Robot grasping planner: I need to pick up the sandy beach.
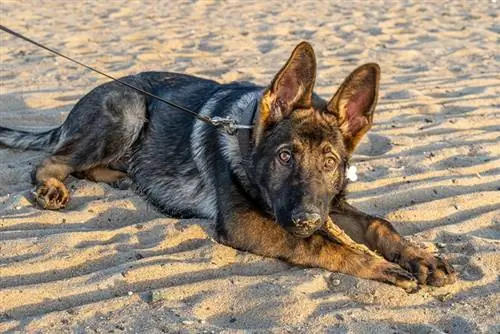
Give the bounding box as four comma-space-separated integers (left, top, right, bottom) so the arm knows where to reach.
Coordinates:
0, 0, 499, 332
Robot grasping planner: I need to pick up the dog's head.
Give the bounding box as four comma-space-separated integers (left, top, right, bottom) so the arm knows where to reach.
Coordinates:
251, 42, 380, 238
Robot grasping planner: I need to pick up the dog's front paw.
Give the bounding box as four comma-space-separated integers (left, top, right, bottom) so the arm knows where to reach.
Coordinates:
406, 254, 457, 287
33, 178, 70, 210
376, 261, 418, 293
398, 246, 457, 287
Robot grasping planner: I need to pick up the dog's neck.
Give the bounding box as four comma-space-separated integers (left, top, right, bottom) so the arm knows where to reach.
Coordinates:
233, 95, 274, 214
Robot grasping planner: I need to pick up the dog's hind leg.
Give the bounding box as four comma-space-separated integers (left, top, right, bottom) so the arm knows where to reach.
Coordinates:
75, 166, 127, 183
74, 166, 131, 189
34, 158, 132, 209
33, 159, 132, 209
32, 156, 73, 210
34, 82, 146, 208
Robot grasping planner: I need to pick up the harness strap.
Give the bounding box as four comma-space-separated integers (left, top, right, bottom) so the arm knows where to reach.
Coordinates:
237, 99, 258, 158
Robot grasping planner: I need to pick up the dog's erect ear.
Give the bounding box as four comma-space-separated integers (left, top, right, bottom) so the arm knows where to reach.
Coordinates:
267, 41, 316, 111
255, 42, 316, 142
326, 63, 380, 154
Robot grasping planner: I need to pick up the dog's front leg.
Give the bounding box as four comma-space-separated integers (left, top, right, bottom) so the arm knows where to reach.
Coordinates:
329, 201, 457, 287
216, 196, 418, 292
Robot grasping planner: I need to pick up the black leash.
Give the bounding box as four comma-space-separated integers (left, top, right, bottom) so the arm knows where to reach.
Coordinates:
0, 24, 253, 133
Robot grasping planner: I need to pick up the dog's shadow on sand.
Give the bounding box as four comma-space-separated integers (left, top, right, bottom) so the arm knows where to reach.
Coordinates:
0, 92, 74, 127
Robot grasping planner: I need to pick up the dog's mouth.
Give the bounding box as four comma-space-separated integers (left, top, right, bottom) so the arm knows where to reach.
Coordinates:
291, 228, 317, 238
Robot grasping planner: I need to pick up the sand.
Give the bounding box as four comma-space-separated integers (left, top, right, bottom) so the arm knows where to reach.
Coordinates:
0, 0, 499, 333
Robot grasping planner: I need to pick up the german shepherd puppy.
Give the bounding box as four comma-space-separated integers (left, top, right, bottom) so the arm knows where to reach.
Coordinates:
0, 42, 456, 291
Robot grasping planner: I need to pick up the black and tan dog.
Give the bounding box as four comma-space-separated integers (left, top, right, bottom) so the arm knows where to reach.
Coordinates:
0, 42, 456, 291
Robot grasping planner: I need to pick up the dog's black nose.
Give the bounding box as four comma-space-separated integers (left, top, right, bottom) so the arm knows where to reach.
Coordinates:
292, 212, 322, 229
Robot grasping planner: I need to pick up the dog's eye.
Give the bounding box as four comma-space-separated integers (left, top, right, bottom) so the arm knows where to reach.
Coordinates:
278, 150, 292, 164
324, 157, 337, 170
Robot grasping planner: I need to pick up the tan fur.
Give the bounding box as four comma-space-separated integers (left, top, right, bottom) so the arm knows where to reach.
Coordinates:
218, 189, 419, 292
33, 159, 126, 209
330, 201, 457, 286
81, 167, 127, 183
33, 156, 73, 210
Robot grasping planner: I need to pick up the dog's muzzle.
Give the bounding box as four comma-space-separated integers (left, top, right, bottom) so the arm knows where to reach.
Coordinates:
291, 212, 322, 237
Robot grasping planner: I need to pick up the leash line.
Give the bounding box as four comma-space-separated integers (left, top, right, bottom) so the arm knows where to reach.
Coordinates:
0, 24, 248, 130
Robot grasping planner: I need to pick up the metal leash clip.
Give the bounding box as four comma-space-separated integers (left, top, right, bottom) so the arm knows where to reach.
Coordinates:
210, 117, 253, 135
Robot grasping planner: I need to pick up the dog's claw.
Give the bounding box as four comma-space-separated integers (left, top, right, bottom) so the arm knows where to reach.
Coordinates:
34, 178, 69, 210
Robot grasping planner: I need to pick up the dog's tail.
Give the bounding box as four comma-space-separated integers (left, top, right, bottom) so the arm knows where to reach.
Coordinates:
0, 126, 61, 152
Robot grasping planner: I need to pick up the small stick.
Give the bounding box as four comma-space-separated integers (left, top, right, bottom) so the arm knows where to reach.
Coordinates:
322, 217, 383, 259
